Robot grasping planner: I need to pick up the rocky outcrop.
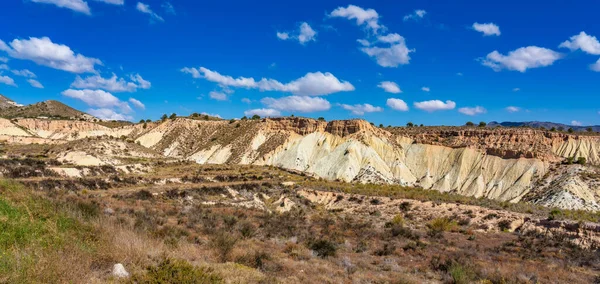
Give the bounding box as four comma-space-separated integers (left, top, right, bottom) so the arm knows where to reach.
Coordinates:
1, 117, 599, 211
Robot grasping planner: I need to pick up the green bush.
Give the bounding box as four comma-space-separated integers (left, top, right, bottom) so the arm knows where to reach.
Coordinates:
427, 217, 458, 237
130, 258, 222, 284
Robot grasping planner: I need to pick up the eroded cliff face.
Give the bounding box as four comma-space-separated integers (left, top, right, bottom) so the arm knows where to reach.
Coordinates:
1, 117, 599, 210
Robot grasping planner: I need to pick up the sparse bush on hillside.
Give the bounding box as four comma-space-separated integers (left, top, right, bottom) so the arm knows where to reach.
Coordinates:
465, 121, 474, 127
577, 157, 587, 165
427, 217, 458, 237
478, 121, 486, 127
308, 239, 337, 258
568, 128, 574, 133
317, 117, 325, 121
129, 258, 222, 284
251, 115, 260, 120
169, 113, 177, 119
406, 122, 414, 127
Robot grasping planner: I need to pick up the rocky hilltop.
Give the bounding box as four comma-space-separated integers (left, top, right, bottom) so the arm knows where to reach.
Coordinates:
1, 116, 599, 211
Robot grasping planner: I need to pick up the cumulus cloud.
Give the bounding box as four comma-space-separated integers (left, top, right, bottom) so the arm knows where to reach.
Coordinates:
559, 32, 600, 55
88, 108, 132, 121
71, 73, 151, 92
403, 10, 427, 21
136, 2, 164, 22
357, 39, 370, 46
512, 88, 520, 92
421, 86, 430, 92
277, 22, 317, 45
0, 75, 17, 87
458, 106, 487, 116
472, 23, 501, 36
261, 96, 330, 112
241, 98, 252, 104
31, 0, 91, 15
340, 103, 383, 115
480, 46, 562, 72
128, 98, 145, 109
571, 120, 583, 126
591, 58, 600, 72
276, 32, 290, 40
386, 98, 408, 111
94, 0, 124, 4
244, 108, 281, 117
0, 37, 101, 73
181, 67, 354, 96
27, 79, 44, 89
61, 89, 131, 113
378, 81, 401, 93
209, 91, 228, 101
0, 64, 8, 70
0, 57, 8, 63
11, 69, 36, 78
505, 106, 520, 113
414, 100, 456, 112
361, 35, 414, 67
330, 5, 383, 33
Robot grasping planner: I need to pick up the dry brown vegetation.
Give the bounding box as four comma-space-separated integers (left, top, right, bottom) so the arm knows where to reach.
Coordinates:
1, 160, 599, 283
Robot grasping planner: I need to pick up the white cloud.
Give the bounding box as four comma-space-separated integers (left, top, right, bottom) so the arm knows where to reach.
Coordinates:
277, 22, 317, 45
505, 106, 520, 113
11, 69, 36, 78
0, 64, 9, 70
403, 10, 427, 21
181, 67, 354, 96
591, 58, 600, 72
31, 0, 91, 15
559, 32, 600, 55
0, 75, 17, 87
244, 108, 281, 117
241, 98, 252, 104
93, 0, 124, 4
414, 100, 456, 112
276, 32, 290, 40
456, 72, 463, 76
340, 103, 383, 115
480, 46, 562, 72
201, 112, 221, 118
209, 91, 228, 101
27, 79, 44, 89
71, 73, 151, 92
421, 86, 430, 92
361, 36, 414, 67
571, 120, 583, 126
61, 89, 131, 113
458, 106, 487, 116
512, 87, 520, 92
330, 5, 383, 33
136, 2, 164, 22
472, 23, 501, 36
357, 39, 370, 46
162, 1, 175, 14
88, 108, 132, 121
0, 57, 8, 63
128, 98, 145, 109
0, 37, 101, 73
261, 96, 330, 112
378, 81, 401, 93
377, 33, 402, 43
386, 98, 408, 111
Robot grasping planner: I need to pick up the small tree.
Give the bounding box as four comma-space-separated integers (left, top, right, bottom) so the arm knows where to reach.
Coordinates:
161, 114, 168, 121
317, 117, 325, 121
550, 127, 556, 131
586, 127, 593, 132
241, 116, 248, 121
478, 121, 487, 127
379, 124, 384, 128
406, 122, 414, 128
568, 128, 574, 133
251, 115, 261, 120
169, 113, 177, 119
577, 157, 587, 165
229, 118, 235, 124
139, 119, 145, 123
465, 121, 474, 127
558, 126, 564, 132
145, 119, 151, 123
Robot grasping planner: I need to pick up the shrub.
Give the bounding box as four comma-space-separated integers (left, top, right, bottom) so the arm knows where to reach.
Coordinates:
308, 239, 337, 258
130, 258, 222, 284
169, 113, 177, 119
497, 219, 512, 231
317, 117, 325, 121
406, 122, 414, 127
399, 201, 412, 212
478, 121, 487, 127
548, 209, 562, 221
577, 157, 587, 165
465, 121, 474, 127
568, 128, 574, 133
251, 115, 260, 120
427, 217, 458, 237
210, 232, 238, 262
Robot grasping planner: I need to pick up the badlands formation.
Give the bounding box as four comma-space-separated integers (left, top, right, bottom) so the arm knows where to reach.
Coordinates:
1, 116, 599, 211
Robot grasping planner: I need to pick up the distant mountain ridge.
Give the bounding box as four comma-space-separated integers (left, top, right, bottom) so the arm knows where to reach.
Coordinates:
488, 121, 600, 132
0, 94, 95, 121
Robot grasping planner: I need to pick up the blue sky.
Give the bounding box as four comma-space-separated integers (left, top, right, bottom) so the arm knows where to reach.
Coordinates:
1, 0, 599, 126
